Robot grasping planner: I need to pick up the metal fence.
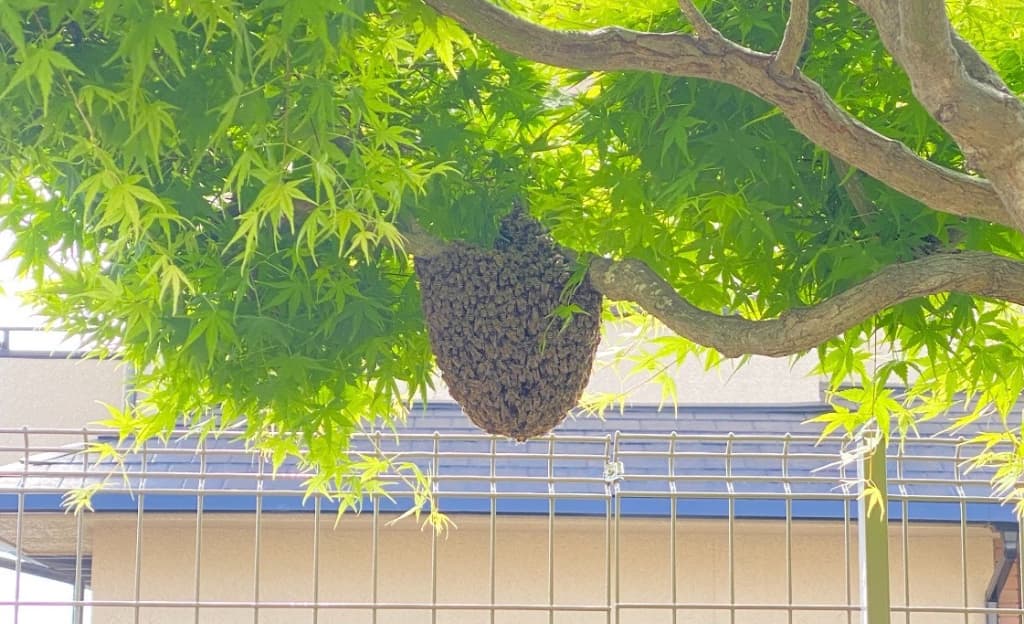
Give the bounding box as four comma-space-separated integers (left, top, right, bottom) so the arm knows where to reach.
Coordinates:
0, 425, 1020, 624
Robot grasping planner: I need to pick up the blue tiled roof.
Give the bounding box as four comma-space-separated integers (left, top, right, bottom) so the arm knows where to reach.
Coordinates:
0, 402, 1015, 523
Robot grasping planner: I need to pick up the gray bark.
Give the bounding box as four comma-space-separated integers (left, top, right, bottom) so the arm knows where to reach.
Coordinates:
413, 0, 1024, 358
855, 0, 1024, 230
422, 0, 1014, 228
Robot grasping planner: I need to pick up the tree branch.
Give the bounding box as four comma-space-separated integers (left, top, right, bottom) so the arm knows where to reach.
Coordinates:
771, 0, 810, 77
421, 0, 1013, 229
834, 159, 877, 225
588, 251, 1024, 358
855, 0, 1024, 230
398, 221, 1024, 360
399, 218, 449, 258
677, 0, 725, 48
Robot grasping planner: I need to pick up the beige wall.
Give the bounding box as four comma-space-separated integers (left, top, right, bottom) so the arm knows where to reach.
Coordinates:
0, 325, 826, 440
0, 358, 126, 463
428, 321, 826, 407
84, 514, 995, 624
0, 357, 126, 428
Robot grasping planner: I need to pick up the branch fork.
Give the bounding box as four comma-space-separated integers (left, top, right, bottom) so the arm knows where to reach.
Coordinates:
411, 0, 1024, 359
420, 0, 1013, 228
677, 0, 727, 53
770, 0, 810, 77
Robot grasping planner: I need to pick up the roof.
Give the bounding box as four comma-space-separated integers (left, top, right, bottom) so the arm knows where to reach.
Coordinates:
0, 402, 1014, 524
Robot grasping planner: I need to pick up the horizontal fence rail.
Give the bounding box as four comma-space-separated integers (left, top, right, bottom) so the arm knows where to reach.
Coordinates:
0, 426, 1021, 624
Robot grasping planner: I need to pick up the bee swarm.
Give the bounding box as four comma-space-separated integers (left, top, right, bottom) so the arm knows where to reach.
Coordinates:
415, 211, 602, 441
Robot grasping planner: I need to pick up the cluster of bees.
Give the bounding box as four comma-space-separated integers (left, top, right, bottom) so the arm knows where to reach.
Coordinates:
415, 210, 602, 441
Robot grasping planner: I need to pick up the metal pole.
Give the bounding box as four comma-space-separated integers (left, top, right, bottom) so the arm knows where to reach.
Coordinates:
859, 437, 891, 624
73, 428, 88, 624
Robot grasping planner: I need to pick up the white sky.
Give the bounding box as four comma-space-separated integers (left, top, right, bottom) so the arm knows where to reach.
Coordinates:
0, 231, 40, 326
0, 568, 89, 624
0, 231, 91, 353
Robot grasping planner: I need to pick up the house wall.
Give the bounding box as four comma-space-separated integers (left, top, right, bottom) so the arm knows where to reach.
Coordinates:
0, 325, 826, 464
994, 531, 1021, 624
579, 322, 825, 405
428, 322, 825, 406
0, 357, 126, 463
87, 514, 995, 624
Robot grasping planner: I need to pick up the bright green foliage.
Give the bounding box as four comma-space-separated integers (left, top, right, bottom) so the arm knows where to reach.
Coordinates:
2, 0, 1024, 511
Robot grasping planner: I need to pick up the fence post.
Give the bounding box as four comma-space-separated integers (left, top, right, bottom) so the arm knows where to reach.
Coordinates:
859, 435, 891, 624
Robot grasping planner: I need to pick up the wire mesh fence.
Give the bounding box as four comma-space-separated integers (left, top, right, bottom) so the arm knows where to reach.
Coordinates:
0, 425, 1020, 624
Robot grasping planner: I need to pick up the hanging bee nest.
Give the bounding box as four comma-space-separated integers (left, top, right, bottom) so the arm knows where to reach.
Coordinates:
414, 208, 602, 441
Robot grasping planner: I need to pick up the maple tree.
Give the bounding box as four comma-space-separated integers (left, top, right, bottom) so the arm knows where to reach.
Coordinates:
2, 0, 1024, 507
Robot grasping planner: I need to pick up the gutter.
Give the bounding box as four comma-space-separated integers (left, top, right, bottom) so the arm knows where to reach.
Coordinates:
987, 525, 1019, 624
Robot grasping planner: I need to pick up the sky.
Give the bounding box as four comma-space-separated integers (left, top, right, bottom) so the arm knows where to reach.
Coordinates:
0, 231, 90, 353
0, 231, 36, 326
0, 568, 89, 624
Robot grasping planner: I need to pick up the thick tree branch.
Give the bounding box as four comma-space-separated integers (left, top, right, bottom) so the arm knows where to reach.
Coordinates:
856, 0, 1024, 230
771, 0, 809, 77
421, 0, 1013, 229
588, 251, 1024, 358
399, 223, 1024, 360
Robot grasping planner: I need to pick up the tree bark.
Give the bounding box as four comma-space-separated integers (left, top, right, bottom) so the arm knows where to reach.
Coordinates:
770, 0, 810, 77
410, 0, 1024, 360
854, 0, 1024, 230
421, 0, 1014, 229
588, 251, 1024, 357
403, 226, 1024, 359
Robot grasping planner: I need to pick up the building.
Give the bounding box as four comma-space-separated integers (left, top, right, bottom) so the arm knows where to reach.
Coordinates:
0, 327, 1021, 623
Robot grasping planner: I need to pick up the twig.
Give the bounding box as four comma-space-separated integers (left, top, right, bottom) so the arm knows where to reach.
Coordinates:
834, 159, 877, 224
31, 13, 96, 141
677, 0, 724, 46
771, 0, 810, 76
397, 217, 450, 258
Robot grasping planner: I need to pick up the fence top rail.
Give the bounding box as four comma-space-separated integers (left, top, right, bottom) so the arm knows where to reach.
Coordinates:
0, 426, 977, 443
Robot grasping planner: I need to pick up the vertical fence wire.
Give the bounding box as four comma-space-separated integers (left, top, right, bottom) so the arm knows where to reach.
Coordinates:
12, 428, 26, 624
614, 431, 622, 624
489, 436, 497, 624
372, 430, 382, 624
897, 442, 910, 624
956, 442, 970, 624
252, 452, 264, 624
312, 494, 321, 624
604, 433, 613, 624
669, 432, 678, 624
783, 433, 794, 624
430, 432, 439, 624
841, 457, 853, 624
132, 444, 146, 624
726, 432, 736, 624
193, 439, 206, 624
547, 436, 555, 624
73, 428, 87, 624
